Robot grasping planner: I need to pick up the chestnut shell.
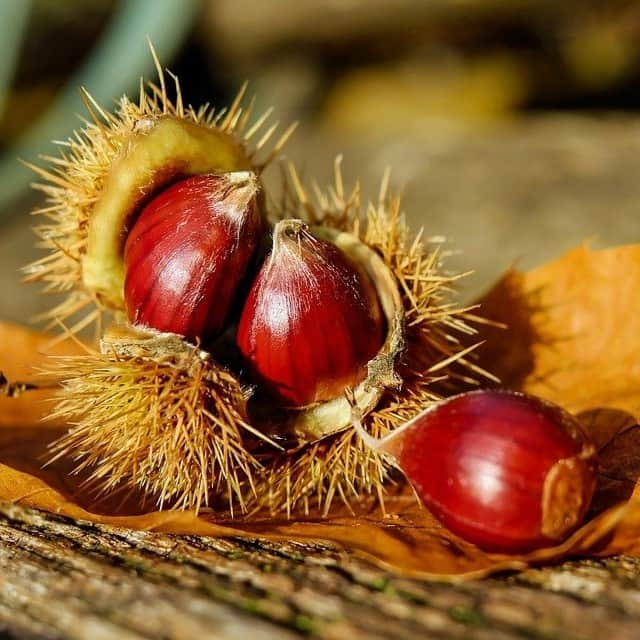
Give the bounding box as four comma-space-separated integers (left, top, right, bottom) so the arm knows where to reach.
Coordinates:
123, 173, 261, 343
240, 221, 405, 441
237, 220, 385, 407
398, 389, 598, 553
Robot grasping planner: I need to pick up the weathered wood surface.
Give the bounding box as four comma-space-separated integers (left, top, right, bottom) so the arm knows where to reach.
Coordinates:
0, 501, 639, 640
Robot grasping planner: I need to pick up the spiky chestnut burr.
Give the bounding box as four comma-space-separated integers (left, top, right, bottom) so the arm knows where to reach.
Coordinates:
25, 44, 490, 515
46, 325, 271, 512
351, 389, 598, 552
123, 172, 261, 343
25, 47, 295, 335
237, 219, 404, 440
40, 161, 490, 516
249, 163, 495, 516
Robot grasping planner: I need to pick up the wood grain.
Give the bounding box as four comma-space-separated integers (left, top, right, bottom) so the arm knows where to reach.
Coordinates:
1, 501, 640, 639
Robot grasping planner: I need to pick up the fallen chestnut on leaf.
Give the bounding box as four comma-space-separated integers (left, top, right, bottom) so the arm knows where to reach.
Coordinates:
124, 172, 262, 343
351, 389, 598, 553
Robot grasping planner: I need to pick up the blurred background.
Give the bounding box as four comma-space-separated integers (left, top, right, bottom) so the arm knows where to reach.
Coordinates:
1, 0, 639, 325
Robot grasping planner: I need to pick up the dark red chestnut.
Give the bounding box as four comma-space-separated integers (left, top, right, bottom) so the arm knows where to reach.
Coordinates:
236, 219, 385, 407
123, 172, 261, 343
352, 389, 598, 553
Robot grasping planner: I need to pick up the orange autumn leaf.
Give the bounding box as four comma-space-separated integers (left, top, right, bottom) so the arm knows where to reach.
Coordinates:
477, 243, 640, 418
2, 243, 640, 579
0, 323, 83, 428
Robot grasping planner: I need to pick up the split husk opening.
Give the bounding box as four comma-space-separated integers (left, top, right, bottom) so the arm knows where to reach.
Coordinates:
83, 119, 252, 309
269, 223, 405, 442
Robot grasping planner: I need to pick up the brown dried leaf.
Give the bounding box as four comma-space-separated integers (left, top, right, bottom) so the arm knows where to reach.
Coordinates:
476, 244, 640, 510
3, 242, 640, 580
0, 418, 638, 580
0, 419, 637, 579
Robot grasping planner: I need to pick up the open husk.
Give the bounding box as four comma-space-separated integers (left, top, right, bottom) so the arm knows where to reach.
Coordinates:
248, 161, 495, 515
24, 48, 296, 336
36, 161, 488, 515
83, 118, 253, 308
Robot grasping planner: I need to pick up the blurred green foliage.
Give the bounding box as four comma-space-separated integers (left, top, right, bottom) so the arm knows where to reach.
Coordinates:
0, 0, 198, 216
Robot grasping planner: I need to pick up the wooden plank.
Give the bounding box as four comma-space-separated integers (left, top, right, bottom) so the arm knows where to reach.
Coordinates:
0, 502, 639, 639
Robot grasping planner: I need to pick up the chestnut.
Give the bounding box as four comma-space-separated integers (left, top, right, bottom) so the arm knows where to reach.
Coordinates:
123, 172, 261, 343
82, 117, 254, 311
351, 389, 598, 553
237, 219, 385, 407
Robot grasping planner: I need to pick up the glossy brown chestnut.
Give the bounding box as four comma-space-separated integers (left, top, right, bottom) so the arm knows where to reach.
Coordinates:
236, 219, 385, 407
123, 172, 261, 343
352, 389, 598, 553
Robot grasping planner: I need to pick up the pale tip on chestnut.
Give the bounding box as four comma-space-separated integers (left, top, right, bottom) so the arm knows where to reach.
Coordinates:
216, 171, 260, 212
226, 170, 256, 185
271, 218, 311, 256
346, 388, 407, 460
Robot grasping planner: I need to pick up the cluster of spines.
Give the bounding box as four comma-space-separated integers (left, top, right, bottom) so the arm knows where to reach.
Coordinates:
39, 156, 493, 516
24, 49, 296, 340
45, 343, 264, 513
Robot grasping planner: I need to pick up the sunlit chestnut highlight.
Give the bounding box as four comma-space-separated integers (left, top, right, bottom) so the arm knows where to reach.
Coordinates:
352, 389, 598, 553
124, 172, 261, 343
237, 219, 385, 407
